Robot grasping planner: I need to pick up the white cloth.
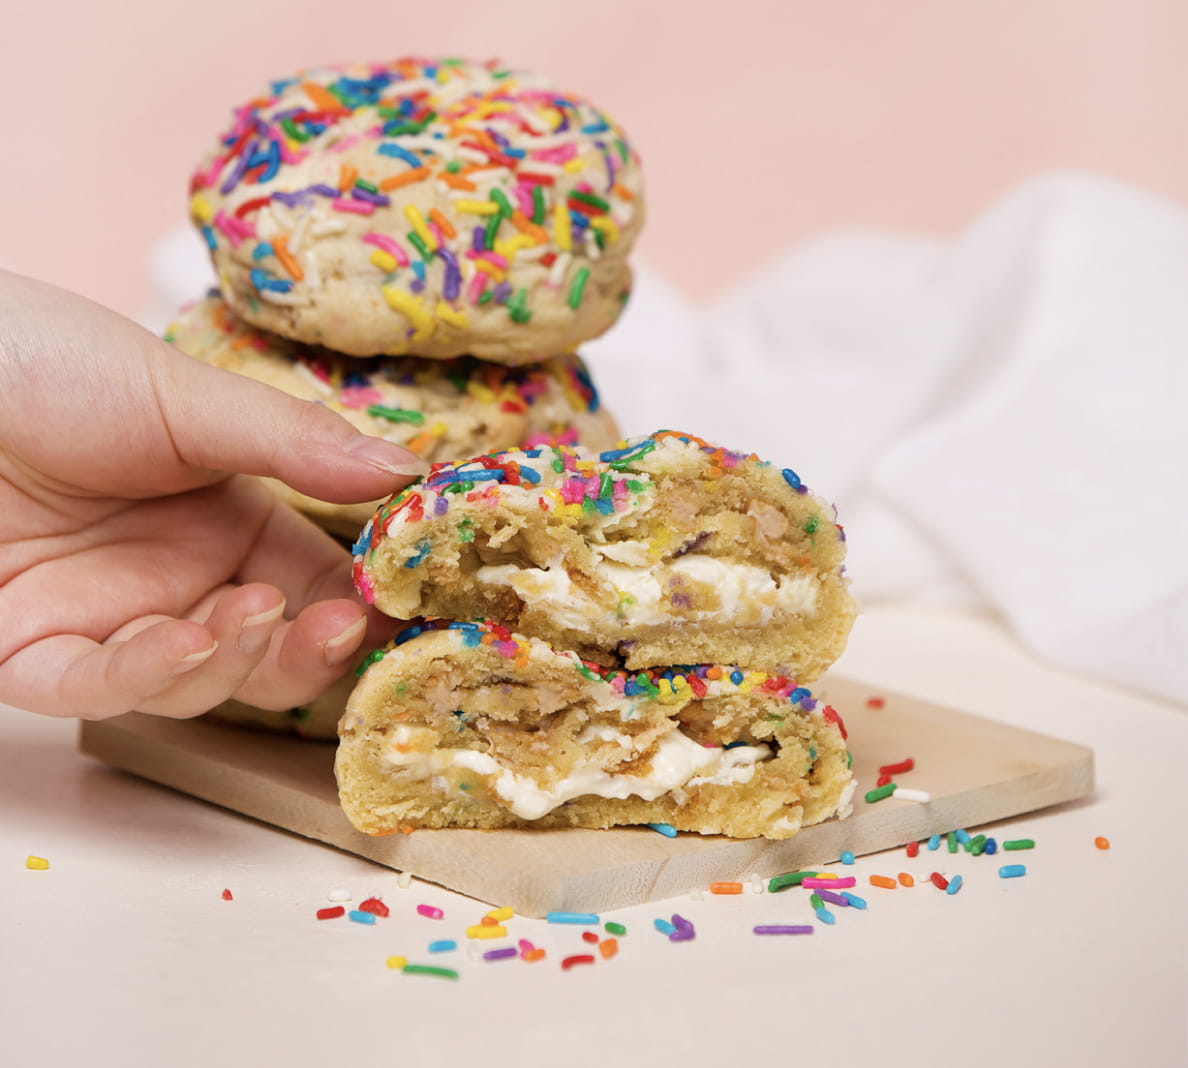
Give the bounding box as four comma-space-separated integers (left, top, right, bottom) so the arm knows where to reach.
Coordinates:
149, 173, 1188, 707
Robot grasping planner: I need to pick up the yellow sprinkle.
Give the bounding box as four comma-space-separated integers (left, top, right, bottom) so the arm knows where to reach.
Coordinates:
403, 204, 438, 251
553, 199, 572, 252
428, 421, 448, 437
189, 193, 213, 224
467, 382, 497, 404
465, 924, 507, 939
454, 199, 500, 215
435, 301, 469, 329
385, 955, 408, 970
472, 258, 506, 283
382, 286, 435, 342
563, 158, 584, 173
25, 856, 49, 870
370, 249, 398, 273
486, 906, 514, 922
494, 234, 534, 259
590, 216, 621, 245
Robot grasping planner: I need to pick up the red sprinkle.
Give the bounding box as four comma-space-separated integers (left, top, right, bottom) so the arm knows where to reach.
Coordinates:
879, 758, 916, 776
316, 906, 345, 920
221, 888, 233, 901
866, 696, 886, 709
581, 931, 600, 944
876, 774, 892, 787
358, 897, 390, 917
930, 872, 949, 890
906, 840, 920, 858
562, 953, 596, 971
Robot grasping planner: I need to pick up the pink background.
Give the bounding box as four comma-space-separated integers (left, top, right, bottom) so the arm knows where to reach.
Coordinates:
3, 1, 1186, 318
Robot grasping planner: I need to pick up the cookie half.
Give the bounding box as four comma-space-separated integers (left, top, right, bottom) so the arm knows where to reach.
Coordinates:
189, 58, 643, 362
352, 431, 856, 680
336, 620, 855, 839
166, 292, 619, 534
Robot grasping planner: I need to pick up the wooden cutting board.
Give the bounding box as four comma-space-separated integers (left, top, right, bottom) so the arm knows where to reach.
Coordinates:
78, 676, 1093, 917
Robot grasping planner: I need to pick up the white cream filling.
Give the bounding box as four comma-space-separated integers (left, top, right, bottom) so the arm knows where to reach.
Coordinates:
381, 725, 772, 821
475, 551, 818, 631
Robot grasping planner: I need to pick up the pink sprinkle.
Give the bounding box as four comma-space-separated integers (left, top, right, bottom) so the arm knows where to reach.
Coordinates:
518, 938, 535, 953
533, 143, 578, 164
277, 141, 306, 165
513, 183, 535, 215
331, 134, 361, 154
801, 877, 856, 890
340, 386, 384, 410
333, 198, 375, 215
473, 250, 509, 270
416, 904, 444, 919
560, 477, 586, 505
363, 232, 410, 266
467, 272, 489, 305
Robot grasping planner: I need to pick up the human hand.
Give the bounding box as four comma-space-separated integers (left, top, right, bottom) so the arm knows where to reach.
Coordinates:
0, 270, 426, 719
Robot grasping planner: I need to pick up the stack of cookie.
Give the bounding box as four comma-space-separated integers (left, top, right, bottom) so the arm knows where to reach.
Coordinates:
170, 58, 641, 732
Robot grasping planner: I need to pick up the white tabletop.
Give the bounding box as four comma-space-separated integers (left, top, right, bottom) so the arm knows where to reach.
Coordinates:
2, 604, 1185, 1068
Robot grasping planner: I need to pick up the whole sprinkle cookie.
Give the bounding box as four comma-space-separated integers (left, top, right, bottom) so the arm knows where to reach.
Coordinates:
351, 430, 857, 680
336, 619, 856, 839
166, 291, 620, 535
189, 57, 644, 361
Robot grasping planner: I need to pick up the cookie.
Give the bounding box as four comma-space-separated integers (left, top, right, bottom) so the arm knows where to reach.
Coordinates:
205, 673, 351, 739
336, 619, 856, 839
351, 431, 856, 681
166, 292, 620, 535
189, 58, 643, 362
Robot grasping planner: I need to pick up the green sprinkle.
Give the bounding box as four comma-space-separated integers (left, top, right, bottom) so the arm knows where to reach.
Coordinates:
531, 184, 546, 225
615, 138, 629, 163
568, 266, 590, 309
445, 160, 462, 174
604, 921, 627, 936
804, 515, 819, 535
507, 287, 532, 324
864, 782, 897, 804
457, 518, 475, 543
764, 713, 785, 723
354, 177, 379, 194
407, 230, 432, 261
551, 457, 565, 473
489, 188, 513, 217
968, 834, 988, 855
947, 832, 958, 853
478, 289, 494, 306
280, 116, 309, 143
809, 893, 824, 909
569, 190, 610, 213
355, 648, 386, 678
367, 405, 425, 425
1003, 838, 1035, 851
768, 871, 817, 892
484, 211, 503, 249
402, 964, 459, 980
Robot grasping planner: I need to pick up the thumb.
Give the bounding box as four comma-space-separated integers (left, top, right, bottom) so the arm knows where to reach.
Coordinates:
154, 338, 429, 503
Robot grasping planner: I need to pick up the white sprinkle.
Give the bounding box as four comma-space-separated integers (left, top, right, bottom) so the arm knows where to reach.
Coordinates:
293, 360, 335, 396
524, 133, 577, 151
385, 77, 435, 98
750, 873, 766, 895
257, 288, 311, 307
584, 228, 602, 261
517, 160, 564, 178
301, 249, 321, 291
894, 788, 933, 803
327, 888, 351, 902
309, 217, 348, 238
455, 145, 492, 166
548, 250, 572, 288
396, 871, 413, 889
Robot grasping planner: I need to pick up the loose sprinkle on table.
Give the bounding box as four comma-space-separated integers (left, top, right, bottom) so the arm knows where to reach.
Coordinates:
486, 906, 514, 922
359, 897, 390, 917
1095, 836, 1111, 850
221, 888, 233, 900
864, 783, 897, 803
561, 954, 596, 971
998, 864, 1027, 878
317, 906, 345, 920
1003, 839, 1035, 851
897, 872, 915, 888
654, 918, 677, 935
841, 851, 855, 865
646, 822, 677, 838
599, 938, 619, 959
349, 910, 377, 925
25, 856, 49, 870
483, 946, 518, 962
386, 955, 408, 969
946, 875, 964, 895
546, 911, 600, 925
428, 940, 457, 953
754, 925, 814, 935
841, 892, 867, 909
416, 904, 444, 919
709, 881, 744, 895
802, 876, 855, 890
869, 875, 898, 890
930, 872, 950, 891
403, 964, 459, 980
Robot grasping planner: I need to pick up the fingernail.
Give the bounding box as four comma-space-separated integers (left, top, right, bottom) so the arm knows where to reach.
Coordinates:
172, 642, 218, 676
347, 438, 430, 478
324, 616, 367, 667
238, 601, 285, 654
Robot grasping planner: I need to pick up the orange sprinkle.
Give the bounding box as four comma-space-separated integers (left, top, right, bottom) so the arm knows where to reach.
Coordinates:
399, 824, 416, 835
405, 432, 434, 455
301, 81, 347, 113
272, 236, 304, 281
510, 210, 549, 244
380, 166, 430, 191
898, 872, 915, 887
428, 208, 457, 239
705, 666, 723, 680
480, 915, 499, 926
612, 181, 636, 202
438, 171, 477, 191
599, 938, 618, 960
338, 164, 358, 193
1095, 836, 1111, 850
709, 882, 744, 895
522, 948, 546, 962
869, 875, 897, 890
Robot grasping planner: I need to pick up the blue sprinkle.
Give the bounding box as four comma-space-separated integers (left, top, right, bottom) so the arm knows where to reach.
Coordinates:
403, 539, 432, 569
984, 838, 999, 855
813, 906, 835, 926
928, 833, 942, 851
998, 864, 1027, 879
653, 918, 676, 935
348, 910, 376, 925
252, 241, 274, 259
840, 892, 867, 909
412, 259, 426, 282
946, 875, 964, 895
840, 851, 855, 865
516, 465, 541, 484
428, 939, 457, 953
789, 686, 811, 705
377, 142, 423, 168
249, 268, 293, 294
547, 911, 600, 925
350, 525, 372, 556
645, 822, 677, 838
781, 468, 802, 491
729, 670, 744, 685
201, 225, 217, 250
580, 120, 610, 134
395, 623, 424, 645
955, 829, 972, 845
